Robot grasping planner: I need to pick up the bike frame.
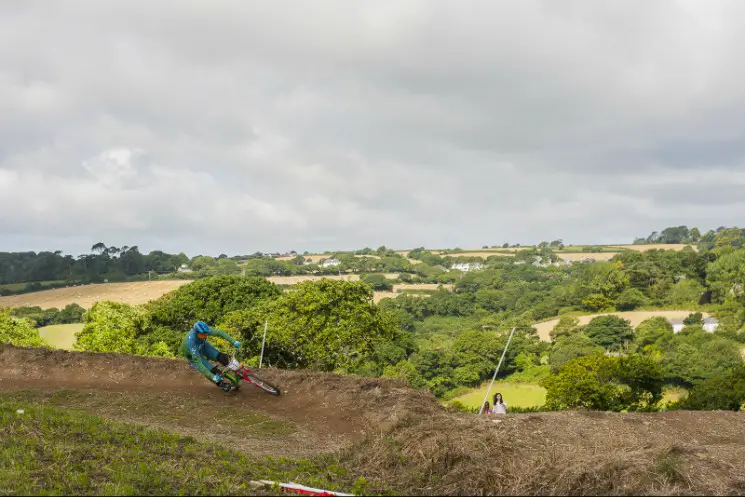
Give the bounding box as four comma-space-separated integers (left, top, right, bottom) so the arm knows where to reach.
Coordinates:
221, 354, 279, 395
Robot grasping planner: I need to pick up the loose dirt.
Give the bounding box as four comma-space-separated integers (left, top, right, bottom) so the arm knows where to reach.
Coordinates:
4, 344, 745, 494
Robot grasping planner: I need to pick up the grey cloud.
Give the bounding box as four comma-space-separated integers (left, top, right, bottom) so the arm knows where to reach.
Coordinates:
3, 0, 745, 256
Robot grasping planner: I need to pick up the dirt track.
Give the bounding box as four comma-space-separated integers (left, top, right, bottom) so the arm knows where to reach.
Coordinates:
0, 345, 431, 458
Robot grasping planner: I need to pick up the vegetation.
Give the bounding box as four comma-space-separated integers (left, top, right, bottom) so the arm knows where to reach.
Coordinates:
0, 397, 377, 495
0, 309, 47, 348
6, 223, 745, 413
9, 303, 85, 327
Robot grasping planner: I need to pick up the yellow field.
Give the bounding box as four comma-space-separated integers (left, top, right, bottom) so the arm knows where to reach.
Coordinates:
533, 310, 711, 342
557, 252, 620, 262
0, 281, 190, 310
38, 323, 84, 350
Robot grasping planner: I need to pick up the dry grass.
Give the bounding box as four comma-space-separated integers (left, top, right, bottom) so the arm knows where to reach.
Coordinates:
342, 408, 745, 495
440, 251, 515, 259
557, 252, 620, 262
5, 345, 745, 495
0, 281, 190, 310
534, 310, 712, 342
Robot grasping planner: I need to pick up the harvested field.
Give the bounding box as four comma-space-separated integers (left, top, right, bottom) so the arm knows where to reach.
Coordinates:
0, 281, 190, 310
558, 252, 620, 262
267, 273, 400, 285
5, 344, 745, 495
393, 283, 453, 292
440, 251, 515, 259
534, 310, 711, 342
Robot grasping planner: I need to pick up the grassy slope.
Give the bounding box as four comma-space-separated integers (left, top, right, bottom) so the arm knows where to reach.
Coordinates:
0, 396, 380, 496
38, 323, 83, 350
448, 381, 547, 409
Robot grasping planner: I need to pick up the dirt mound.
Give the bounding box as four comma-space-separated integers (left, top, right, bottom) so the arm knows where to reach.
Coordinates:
4, 344, 745, 495
0, 344, 439, 443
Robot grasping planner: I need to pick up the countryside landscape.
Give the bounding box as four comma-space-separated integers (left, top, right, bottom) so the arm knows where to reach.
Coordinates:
5, 225, 745, 494
6, 1, 745, 495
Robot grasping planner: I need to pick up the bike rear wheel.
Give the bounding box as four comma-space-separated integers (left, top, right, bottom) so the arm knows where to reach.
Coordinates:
245, 373, 281, 396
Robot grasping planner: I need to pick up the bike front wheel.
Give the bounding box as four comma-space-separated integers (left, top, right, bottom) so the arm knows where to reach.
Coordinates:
245, 373, 281, 396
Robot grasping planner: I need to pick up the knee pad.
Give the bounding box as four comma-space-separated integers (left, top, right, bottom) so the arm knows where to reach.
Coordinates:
216, 352, 229, 366
210, 365, 221, 375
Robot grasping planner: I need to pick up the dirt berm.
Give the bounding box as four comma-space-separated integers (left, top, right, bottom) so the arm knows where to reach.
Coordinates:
3, 344, 745, 495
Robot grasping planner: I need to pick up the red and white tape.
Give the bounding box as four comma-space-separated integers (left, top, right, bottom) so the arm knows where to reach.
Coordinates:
249, 480, 353, 496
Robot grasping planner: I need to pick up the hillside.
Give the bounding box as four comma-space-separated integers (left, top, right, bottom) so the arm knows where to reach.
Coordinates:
3, 344, 745, 495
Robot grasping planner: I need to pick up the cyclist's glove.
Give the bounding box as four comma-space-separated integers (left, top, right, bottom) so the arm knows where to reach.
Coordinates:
233, 341, 241, 349
213, 374, 222, 383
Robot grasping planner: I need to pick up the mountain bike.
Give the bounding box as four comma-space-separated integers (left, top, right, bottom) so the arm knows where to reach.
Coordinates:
218, 354, 281, 396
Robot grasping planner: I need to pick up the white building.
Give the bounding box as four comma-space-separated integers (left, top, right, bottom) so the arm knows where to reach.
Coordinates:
177, 264, 193, 273
669, 317, 719, 333
450, 262, 485, 272
321, 258, 341, 268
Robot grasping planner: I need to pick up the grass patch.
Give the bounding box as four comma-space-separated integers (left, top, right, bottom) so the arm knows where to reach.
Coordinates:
446, 381, 547, 409
38, 323, 84, 350
1, 389, 296, 438
0, 396, 383, 496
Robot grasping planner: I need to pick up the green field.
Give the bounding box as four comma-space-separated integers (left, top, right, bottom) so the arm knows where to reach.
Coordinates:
38, 323, 83, 350
448, 381, 547, 409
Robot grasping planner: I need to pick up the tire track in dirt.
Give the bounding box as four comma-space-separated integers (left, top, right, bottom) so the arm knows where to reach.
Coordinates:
0, 345, 429, 457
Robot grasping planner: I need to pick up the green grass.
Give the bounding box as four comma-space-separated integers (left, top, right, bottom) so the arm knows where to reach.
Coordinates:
0, 396, 383, 496
447, 381, 547, 409
38, 323, 84, 350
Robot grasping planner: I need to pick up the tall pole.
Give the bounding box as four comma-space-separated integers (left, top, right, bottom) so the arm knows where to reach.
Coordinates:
478, 327, 517, 415
259, 319, 268, 369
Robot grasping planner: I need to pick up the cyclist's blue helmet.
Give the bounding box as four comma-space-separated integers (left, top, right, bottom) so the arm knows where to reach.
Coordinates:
193, 321, 210, 336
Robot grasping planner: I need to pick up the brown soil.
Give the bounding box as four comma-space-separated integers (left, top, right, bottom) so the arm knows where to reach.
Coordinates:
4, 344, 745, 494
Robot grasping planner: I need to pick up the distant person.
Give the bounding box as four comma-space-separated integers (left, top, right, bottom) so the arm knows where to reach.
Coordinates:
481, 401, 491, 415
180, 320, 241, 388
492, 392, 507, 414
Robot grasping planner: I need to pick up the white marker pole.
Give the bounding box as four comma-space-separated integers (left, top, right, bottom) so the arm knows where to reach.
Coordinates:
478, 327, 517, 415
259, 319, 268, 369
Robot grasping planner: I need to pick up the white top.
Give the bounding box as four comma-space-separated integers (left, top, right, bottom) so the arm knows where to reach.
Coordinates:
492, 402, 507, 414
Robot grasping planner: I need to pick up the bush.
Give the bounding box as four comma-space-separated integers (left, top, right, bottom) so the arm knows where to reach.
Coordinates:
615, 288, 647, 311
146, 276, 282, 332
584, 315, 634, 351
0, 309, 47, 347
542, 354, 663, 412
361, 274, 393, 291
678, 365, 745, 411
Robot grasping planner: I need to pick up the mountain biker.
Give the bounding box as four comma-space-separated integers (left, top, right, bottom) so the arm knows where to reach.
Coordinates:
180, 320, 242, 388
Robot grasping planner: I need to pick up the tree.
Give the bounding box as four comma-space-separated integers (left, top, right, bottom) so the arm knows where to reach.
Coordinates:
74, 301, 148, 354
584, 315, 634, 350
219, 279, 399, 372
549, 333, 605, 372
667, 279, 705, 305
679, 365, 745, 411
361, 273, 393, 291
690, 227, 701, 242
634, 317, 674, 351
615, 288, 647, 311
549, 316, 583, 341
147, 275, 282, 333
543, 354, 663, 411
0, 309, 47, 347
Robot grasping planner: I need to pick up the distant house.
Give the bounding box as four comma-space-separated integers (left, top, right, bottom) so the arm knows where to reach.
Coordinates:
451, 262, 484, 272
669, 317, 719, 333
321, 258, 341, 268
177, 264, 193, 273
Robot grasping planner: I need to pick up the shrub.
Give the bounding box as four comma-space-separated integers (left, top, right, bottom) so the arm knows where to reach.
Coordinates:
0, 309, 47, 347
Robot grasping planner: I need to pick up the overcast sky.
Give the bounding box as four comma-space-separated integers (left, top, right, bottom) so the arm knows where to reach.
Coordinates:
2, 1, 745, 257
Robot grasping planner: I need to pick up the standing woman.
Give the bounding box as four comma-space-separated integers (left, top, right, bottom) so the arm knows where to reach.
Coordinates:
492, 392, 507, 414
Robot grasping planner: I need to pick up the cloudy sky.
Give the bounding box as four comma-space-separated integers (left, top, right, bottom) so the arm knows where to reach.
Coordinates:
2, 0, 745, 257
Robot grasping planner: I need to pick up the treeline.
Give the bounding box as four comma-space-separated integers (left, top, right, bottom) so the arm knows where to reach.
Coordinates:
9, 304, 86, 328
634, 224, 745, 250
0, 243, 189, 293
